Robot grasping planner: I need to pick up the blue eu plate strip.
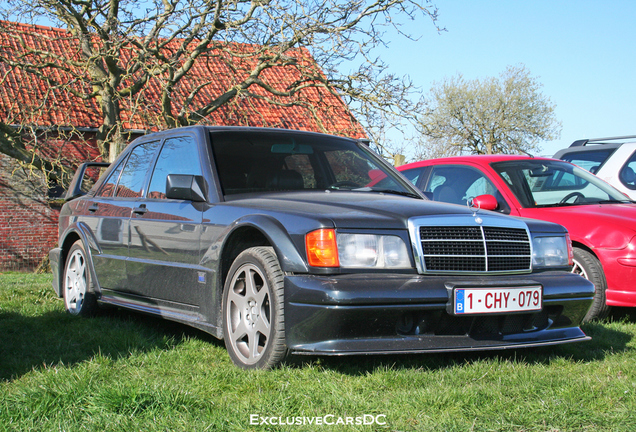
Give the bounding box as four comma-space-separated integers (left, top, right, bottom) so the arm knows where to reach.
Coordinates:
455, 289, 465, 314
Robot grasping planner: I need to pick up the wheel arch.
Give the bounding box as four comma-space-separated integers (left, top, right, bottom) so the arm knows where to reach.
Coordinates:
219, 216, 308, 284
571, 241, 610, 321
571, 241, 597, 259
212, 216, 308, 331
57, 222, 102, 296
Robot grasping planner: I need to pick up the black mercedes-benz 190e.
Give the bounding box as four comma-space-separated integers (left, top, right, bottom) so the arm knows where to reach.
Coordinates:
49, 126, 594, 369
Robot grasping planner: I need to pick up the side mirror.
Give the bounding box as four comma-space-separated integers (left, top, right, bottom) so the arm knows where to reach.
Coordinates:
470, 194, 499, 211
166, 174, 207, 202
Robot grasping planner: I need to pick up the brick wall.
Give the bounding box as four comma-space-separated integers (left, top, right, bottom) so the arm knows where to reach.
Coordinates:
0, 130, 103, 270
0, 153, 60, 270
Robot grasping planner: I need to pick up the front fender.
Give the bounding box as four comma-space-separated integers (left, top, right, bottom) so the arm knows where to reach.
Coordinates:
202, 214, 309, 274
230, 214, 309, 273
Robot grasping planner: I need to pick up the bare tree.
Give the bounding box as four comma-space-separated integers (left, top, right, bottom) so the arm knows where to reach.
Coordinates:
346, 66, 422, 165
0, 0, 441, 174
415, 64, 561, 157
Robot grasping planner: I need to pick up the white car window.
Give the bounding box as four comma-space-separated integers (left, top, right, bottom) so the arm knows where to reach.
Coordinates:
560, 148, 615, 174
619, 151, 636, 190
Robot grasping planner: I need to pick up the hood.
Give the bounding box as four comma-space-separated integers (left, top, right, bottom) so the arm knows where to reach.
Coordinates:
226, 191, 557, 230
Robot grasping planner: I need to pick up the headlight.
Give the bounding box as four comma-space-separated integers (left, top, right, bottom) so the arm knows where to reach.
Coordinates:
337, 233, 411, 268
306, 229, 411, 269
532, 235, 572, 268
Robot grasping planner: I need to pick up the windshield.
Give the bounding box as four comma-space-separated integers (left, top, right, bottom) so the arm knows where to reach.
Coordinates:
491, 159, 630, 208
210, 131, 419, 197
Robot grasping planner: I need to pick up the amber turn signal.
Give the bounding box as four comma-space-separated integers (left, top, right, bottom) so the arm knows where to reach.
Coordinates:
306, 229, 340, 267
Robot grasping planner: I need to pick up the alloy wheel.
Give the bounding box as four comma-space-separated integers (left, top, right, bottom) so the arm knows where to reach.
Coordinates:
226, 263, 272, 365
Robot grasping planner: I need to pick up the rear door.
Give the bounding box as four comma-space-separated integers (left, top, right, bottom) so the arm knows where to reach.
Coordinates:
84, 141, 161, 290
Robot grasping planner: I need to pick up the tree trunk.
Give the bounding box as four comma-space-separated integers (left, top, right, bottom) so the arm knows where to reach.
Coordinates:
95, 88, 125, 163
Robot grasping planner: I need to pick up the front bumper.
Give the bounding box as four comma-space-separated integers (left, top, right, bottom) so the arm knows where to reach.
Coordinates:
284, 271, 594, 355
599, 248, 636, 307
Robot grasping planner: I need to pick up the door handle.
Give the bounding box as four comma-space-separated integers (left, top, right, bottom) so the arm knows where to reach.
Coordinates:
133, 204, 148, 215
88, 203, 99, 213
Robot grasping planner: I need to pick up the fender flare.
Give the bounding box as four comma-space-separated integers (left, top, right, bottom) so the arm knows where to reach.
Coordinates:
221, 214, 309, 274
58, 221, 103, 295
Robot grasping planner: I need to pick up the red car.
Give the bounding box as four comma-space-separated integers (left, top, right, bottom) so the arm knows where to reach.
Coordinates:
397, 155, 636, 320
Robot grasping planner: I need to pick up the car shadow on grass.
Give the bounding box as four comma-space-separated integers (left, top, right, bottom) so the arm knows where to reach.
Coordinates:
0, 307, 224, 382
609, 306, 636, 322
2, 304, 633, 379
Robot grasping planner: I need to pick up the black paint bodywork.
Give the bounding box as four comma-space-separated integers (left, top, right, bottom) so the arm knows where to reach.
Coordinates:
50, 126, 594, 355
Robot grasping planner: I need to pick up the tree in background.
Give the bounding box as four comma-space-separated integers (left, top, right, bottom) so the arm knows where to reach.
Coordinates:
0, 0, 440, 181
414, 65, 561, 158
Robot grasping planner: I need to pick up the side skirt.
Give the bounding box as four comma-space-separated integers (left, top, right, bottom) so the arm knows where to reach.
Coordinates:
98, 289, 222, 339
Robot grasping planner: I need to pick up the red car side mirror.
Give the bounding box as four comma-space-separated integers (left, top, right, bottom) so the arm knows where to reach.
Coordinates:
470, 194, 499, 211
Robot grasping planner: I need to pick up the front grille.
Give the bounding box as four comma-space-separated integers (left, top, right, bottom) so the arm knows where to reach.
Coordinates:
418, 225, 531, 273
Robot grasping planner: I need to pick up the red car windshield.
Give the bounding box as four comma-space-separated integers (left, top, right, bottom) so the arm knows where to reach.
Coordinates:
490, 160, 631, 208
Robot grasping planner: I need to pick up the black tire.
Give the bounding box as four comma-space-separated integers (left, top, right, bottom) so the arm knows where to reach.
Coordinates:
222, 247, 288, 369
572, 247, 611, 322
62, 240, 98, 317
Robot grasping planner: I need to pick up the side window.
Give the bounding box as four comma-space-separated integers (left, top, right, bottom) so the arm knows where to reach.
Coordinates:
423, 169, 446, 196
148, 136, 202, 199
97, 158, 126, 197
400, 167, 423, 186
619, 151, 636, 190
465, 176, 497, 198
560, 149, 615, 174
115, 141, 160, 198
425, 165, 502, 208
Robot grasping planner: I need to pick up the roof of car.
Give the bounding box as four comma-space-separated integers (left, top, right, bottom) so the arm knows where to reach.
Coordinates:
569, 135, 636, 147
554, 142, 626, 156
552, 136, 636, 157
399, 154, 557, 170
127, 125, 364, 144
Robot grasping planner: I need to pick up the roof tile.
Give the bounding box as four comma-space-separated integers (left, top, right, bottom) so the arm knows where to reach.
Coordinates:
0, 20, 365, 139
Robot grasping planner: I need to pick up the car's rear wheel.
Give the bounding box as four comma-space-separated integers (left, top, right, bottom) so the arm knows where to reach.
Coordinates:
63, 240, 98, 317
222, 247, 287, 369
572, 247, 610, 321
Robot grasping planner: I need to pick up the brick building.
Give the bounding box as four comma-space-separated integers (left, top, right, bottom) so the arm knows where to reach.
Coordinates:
0, 21, 365, 270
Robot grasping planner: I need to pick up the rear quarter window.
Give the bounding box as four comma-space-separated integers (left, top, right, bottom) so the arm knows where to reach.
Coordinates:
559, 148, 616, 174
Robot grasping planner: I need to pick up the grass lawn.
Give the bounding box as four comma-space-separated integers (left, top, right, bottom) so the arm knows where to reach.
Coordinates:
0, 272, 635, 431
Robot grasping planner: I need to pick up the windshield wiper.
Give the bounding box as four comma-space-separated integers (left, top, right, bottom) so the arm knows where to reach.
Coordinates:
362, 187, 422, 199
536, 202, 580, 208
537, 199, 634, 207
327, 186, 422, 199
597, 199, 634, 204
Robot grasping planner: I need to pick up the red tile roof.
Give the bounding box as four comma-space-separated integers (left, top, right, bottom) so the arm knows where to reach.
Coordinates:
0, 20, 366, 139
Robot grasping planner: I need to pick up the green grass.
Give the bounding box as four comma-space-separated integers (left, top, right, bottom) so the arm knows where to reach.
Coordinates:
1, 272, 635, 431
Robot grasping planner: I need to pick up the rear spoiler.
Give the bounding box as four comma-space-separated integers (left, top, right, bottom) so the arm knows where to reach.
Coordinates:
65, 162, 110, 201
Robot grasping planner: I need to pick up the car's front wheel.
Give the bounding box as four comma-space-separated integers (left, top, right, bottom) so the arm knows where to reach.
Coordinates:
222, 247, 288, 369
63, 240, 98, 317
572, 247, 610, 321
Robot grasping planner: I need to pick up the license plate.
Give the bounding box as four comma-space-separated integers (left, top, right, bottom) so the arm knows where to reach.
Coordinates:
454, 286, 542, 315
